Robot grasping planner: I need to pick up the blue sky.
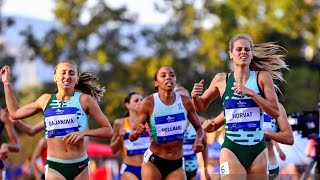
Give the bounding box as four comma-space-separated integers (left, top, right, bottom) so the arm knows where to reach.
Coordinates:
1, 0, 169, 24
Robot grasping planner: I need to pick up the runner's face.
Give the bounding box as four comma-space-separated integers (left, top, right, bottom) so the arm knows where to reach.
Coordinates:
54, 62, 79, 90
229, 39, 253, 66
154, 66, 176, 91
127, 94, 143, 112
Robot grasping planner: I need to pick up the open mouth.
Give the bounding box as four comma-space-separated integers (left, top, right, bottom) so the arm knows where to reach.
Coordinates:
166, 82, 173, 87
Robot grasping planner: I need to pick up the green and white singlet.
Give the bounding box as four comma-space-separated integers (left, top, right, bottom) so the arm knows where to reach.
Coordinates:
183, 124, 198, 173
44, 92, 88, 138
223, 71, 264, 145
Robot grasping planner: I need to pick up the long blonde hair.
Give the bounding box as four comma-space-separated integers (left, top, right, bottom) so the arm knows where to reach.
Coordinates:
229, 34, 289, 91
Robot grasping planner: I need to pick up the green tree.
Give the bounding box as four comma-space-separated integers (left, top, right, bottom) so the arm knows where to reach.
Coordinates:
19, 0, 141, 123
144, 0, 320, 117
22, 0, 137, 65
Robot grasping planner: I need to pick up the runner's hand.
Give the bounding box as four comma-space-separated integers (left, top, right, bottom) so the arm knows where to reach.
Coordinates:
0, 65, 11, 83
62, 131, 85, 145
0, 143, 9, 160
136, 123, 146, 135
191, 80, 204, 98
233, 83, 253, 97
202, 120, 216, 132
193, 139, 204, 153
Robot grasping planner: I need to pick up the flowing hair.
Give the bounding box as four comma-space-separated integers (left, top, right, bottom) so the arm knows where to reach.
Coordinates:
54, 61, 105, 101
229, 34, 289, 92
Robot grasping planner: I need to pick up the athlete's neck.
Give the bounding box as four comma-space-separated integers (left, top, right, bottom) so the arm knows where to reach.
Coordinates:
158, 91, 175, 106
56, 91, 75, 105
233, 68, 250, 85
128, 113, 138, 126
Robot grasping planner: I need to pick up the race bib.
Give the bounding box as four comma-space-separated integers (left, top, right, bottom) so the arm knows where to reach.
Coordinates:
124, 131, 150, 156
155, 113, 186, 143
225, 99, 260, 130
44, 107, 79, 138
220, 161, 230, 175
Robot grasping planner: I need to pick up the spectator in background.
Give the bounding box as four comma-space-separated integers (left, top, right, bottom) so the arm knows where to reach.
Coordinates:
303, 101, 320, 177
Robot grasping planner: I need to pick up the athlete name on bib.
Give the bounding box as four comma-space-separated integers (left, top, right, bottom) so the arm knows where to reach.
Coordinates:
154, 112, 186, 143
224, 99, 260, 130
44, 107, 79, 138
123, 131, 150, 156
